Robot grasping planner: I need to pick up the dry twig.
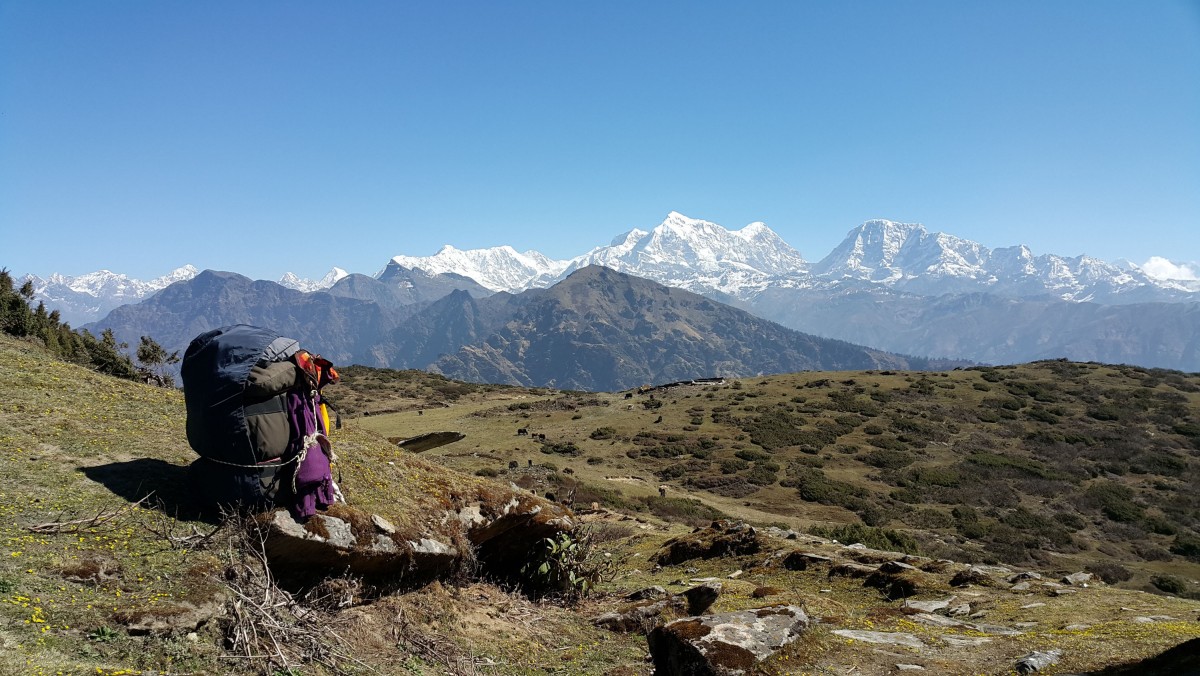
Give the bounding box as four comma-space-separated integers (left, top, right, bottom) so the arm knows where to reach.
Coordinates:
25, 494, 153, 534
215, 514, 375, 675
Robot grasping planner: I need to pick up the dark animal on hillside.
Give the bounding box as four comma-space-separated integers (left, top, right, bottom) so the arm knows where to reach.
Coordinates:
517, 428, 528, 436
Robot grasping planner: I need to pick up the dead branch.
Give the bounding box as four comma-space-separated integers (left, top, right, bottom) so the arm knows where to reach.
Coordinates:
214, 513, 375, 675
25, 494, 153, 534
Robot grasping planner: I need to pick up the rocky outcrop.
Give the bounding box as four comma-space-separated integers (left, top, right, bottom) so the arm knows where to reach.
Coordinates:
445, 484, 575, 576
594, 581, 723, 634
780, 550, 835, 571
653, 521, 764, 566
260, 484, 574, 582
261, 507, 459, 582
648, 606, 809, 675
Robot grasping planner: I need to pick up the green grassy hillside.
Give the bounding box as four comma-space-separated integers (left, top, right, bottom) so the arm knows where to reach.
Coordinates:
352, 361, 1200, 595
3, 333, 1199, 675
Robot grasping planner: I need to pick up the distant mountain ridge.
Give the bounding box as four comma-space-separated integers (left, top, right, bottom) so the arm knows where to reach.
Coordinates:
90, 266, 951, 391
23, 211, 1200, 370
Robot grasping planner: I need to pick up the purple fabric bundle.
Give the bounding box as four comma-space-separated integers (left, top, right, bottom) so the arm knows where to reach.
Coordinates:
286, 390, 336, 519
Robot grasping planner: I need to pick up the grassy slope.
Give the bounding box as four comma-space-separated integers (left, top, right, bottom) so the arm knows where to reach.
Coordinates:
3, 333, 1199, 675
353, 362, 1200, 593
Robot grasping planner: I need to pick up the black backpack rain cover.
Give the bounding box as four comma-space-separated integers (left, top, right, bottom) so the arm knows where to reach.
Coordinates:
182, 324, 300, 465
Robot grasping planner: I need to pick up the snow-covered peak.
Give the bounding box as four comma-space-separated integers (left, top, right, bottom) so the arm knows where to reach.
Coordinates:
538, 212, 808, 296
816, 220, 932, 278
277, 267, 348, 293
34, 265, 198, 298
151, 265, 200, 287
387, 244, 569, 293
22, 265, 199, 325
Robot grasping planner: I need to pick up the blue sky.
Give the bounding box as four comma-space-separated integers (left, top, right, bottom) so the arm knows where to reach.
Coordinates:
2, 1, 1198, 281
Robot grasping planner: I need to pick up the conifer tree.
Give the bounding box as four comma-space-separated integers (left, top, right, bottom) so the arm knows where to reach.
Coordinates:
136, 335, 180, 387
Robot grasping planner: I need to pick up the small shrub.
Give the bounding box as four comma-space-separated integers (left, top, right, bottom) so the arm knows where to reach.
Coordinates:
1085, 562, 1133, 584
1150, 574, 1200, 599
1170, 533, 1200, 561
589, 426, 617, 440
808, 523, 921, 555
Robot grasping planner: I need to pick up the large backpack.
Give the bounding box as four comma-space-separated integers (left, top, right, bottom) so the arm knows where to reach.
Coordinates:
181, 324, 339, 514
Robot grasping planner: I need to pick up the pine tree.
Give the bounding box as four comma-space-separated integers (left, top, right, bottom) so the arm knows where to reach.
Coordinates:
135, 335, 180, 387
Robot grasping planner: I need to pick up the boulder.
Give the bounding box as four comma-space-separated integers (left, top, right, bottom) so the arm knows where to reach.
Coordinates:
682, 581, 723, 615
1015, 649, 1062, 674
648, 606, 809, 676
261, 508, 460, 581
1060, 572, 1093, 586
904, 597, 955, 613
780, 550, 835, 571
949, 566, 996, 587
653, 521, 764, 566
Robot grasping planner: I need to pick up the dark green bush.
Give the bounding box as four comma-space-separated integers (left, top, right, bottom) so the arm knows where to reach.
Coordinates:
589, 426, 617, 440
807, 523, 921, 555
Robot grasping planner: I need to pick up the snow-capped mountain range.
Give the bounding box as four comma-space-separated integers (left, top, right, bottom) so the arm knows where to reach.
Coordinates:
278, 267, 349, 293
383, 212, 1200, 304
21, 265, 201, 326
21, 211, 1199, 327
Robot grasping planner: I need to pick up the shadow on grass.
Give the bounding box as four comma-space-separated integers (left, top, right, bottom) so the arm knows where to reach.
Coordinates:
80, 458, 219, 525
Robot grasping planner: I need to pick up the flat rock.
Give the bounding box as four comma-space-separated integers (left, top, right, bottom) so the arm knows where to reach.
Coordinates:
896, 665, 926, 671
878, 560, 920, 574
913, 613, 970, 629
903, 597, 956, 613
947, 603, 971, 617
974, 623, 1024, 636
648, 606, 809, 675
1132, 615, 1176, 623
831, 630, 924, 649
370, 513, 396, 534
1010, 582, 1032, 592
940, 635, 992, 647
